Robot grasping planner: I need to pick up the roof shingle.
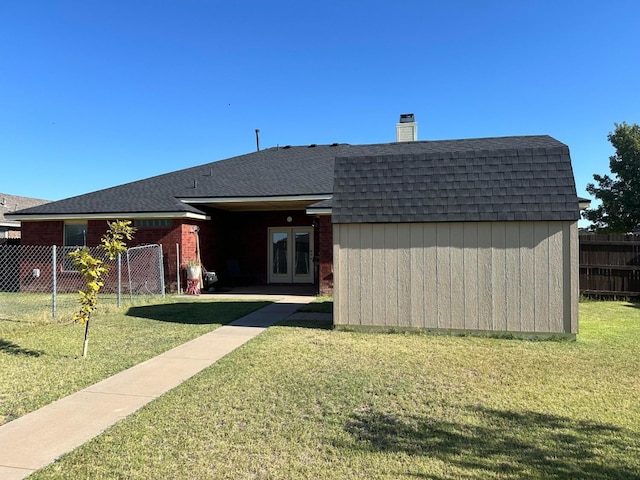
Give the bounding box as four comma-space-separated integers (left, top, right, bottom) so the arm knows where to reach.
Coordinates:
9, 135, 579, 223
332, 136, 579, 224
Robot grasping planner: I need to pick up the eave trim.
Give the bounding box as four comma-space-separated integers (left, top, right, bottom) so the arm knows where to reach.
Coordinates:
179, 194, 333, 204
8, 211, 210, 222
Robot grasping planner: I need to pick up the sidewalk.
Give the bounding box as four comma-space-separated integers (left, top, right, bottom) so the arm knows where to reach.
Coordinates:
0, 295, 318, 480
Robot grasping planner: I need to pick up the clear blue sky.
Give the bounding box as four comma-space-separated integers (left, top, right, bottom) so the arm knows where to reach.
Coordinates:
2, 1, 639, 225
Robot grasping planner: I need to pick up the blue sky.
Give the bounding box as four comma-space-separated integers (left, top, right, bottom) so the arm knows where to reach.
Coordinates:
2, 1, 639, 226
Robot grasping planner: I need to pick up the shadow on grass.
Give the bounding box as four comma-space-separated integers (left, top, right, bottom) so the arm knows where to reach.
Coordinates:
341, 405, 640, 479
0, 338, 44, 357
276, 318, 333, 330
126, 301, 271, 325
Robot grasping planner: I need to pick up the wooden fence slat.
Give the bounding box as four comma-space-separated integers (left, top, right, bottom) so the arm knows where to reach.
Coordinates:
580, 234, 640, 297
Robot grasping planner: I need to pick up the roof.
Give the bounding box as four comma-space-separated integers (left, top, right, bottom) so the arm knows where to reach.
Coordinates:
332, 135, 579, 223
7, 135, 579, 223
0, 193, 49, 227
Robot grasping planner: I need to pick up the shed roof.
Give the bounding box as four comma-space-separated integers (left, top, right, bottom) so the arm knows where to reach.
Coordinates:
332, 136, 579, 223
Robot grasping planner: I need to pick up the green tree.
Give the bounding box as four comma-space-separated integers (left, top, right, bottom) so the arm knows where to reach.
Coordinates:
584, 122, 640, 232
68, 220, 136, 358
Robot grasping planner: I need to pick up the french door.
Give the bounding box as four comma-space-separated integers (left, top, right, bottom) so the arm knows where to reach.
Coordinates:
268, 227, 314, 284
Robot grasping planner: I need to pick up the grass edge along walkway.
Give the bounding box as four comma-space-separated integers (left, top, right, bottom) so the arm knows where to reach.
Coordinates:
0, 296, 314, 480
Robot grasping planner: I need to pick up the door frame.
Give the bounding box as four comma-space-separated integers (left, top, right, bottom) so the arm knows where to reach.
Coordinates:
267, 226, 314, 284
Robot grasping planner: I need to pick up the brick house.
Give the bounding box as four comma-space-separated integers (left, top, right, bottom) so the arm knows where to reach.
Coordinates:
7, 119, 583, 336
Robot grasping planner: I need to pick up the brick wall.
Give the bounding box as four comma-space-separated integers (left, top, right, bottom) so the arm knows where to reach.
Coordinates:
21, 221, 64, 245
18, 211, 335, 294
318, 215, 333, 295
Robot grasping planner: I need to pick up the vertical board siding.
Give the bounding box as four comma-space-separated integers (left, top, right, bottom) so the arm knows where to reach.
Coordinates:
505, 223, 521, 332
477, 223, 493, 330
436, 225, 452, 329
548, 223, 564, 332
372, 224, 386, 327
424, 225, 438, 328
360, 224, 373, 326
347, 224, 361, 325
397, 224, 412, 327
519, 222, 535, 331
533, 222, 550, 333
410, 224, 425, 328
333, 225, 342, 325
384, 225, 399, 326
491, 223, 508, 331
334, 221, 577, 334
567, 223, 579, 333
463, 223, 479, 330
450, 224, 465, 330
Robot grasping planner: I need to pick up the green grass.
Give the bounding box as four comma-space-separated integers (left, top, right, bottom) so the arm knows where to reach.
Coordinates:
296, 295, 333, 313
0, 295, 270, 425
28, 301, 640, 479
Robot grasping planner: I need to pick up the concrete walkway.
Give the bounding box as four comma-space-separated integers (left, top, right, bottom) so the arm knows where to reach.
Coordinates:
0, 295, 317, 480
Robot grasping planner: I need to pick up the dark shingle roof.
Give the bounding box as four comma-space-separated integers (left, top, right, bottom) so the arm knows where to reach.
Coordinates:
9, 145, 343, 217
10, 135, 579, 222
332, 135, 579, 223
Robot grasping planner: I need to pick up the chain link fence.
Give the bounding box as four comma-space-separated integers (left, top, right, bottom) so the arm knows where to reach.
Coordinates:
0, 244, 164, 322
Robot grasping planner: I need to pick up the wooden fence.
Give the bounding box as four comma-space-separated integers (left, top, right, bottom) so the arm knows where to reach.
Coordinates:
579, 234, 640, 297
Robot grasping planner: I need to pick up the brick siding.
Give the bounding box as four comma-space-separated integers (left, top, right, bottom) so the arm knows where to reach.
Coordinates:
318, 216, 333, 295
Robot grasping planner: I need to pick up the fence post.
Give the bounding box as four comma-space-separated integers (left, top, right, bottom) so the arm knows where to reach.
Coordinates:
126, 249, 133, 303
117, 252, 122, 308
52, 245, 57, 319
158, 244, 165, 297
176, 243, 180, 294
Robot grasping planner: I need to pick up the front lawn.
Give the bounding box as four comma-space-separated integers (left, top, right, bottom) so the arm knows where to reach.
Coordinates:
31, 301, 640, 479
0, 295, 270, 425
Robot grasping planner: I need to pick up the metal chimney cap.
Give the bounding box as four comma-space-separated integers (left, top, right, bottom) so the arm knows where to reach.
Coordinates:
399, 113, 415, 123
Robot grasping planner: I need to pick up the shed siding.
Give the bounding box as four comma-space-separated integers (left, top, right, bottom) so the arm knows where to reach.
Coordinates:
334, 221, 578, 334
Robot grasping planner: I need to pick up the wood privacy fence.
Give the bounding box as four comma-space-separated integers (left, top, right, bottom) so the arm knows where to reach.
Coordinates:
579, 234, 640, 297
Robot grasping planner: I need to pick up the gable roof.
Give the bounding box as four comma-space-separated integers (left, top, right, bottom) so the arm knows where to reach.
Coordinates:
332, 135, 579, 223
7, 135, 579, 222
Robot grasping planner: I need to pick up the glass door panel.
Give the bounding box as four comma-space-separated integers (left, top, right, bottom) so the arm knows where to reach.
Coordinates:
294, 232, 310, 275
268, 227, 313, 284
272, 232, 288, 275
292, 228, 313, 283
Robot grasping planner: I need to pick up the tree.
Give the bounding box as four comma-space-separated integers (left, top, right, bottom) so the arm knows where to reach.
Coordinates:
584, 122, 640, 232
68, 220, 136, 358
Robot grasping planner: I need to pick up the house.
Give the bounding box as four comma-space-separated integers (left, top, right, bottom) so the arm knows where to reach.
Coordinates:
0, 193, 49, 242
7, 117, 581, 337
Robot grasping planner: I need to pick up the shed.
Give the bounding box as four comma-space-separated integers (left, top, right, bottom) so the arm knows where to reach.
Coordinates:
331, 135, 580, 338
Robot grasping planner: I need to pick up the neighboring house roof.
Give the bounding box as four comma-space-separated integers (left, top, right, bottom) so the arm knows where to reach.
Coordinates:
7, 135, 579, 222
332, 135, 579, 223
0, 193, 49, 227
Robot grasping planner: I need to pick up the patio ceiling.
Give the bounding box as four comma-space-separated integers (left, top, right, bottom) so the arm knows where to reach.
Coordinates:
181, 195, 332, 212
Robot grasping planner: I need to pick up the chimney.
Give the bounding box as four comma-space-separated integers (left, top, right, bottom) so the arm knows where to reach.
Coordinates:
396, 113, 417, 142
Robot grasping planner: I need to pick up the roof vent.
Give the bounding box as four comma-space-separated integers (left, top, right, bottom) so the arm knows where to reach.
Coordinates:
308, 144, 317, 148
283, 145, 291, 149
396, 113, 418, 142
